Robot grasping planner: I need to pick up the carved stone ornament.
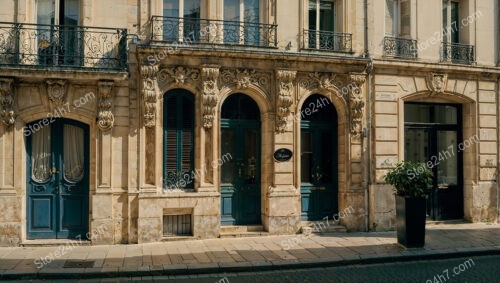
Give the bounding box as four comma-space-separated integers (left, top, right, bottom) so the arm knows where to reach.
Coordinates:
201, 66, 220, 129
97, 81, 114, 131
0, 78, 15, 126
310, 72, 337, 90
348, 73, 367, 138
141, 65, 159, 128
163, 66, 200, 84
428, 73, 448, 94
275, 70, 296, 133
46, 79, 67, 112
220, 69, 268, 90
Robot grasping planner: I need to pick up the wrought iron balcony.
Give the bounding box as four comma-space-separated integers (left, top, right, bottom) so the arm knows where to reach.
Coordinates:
383, 36, 418, 59
150, 16, 277, 48
441, 42, 475, 65
302, 30, 352, 53
0, 22, 127, 70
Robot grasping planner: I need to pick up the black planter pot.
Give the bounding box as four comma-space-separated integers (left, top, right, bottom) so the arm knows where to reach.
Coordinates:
396, 195, 426, 248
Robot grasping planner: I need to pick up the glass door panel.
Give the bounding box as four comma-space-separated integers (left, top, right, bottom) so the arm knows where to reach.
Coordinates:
221, 129, 236, 184
436, 131, 458, 186
243, 129, 258, 184
224, 0, 240, 44
404, 128, 431, 164
301, 131, 313, 183
163, 0, 180, 41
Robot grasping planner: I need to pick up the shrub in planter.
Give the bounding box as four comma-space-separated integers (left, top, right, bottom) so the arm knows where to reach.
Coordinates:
385, 161, 433, 248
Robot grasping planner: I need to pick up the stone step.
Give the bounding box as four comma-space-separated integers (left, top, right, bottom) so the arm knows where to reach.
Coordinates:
301, 221, 347, 235
21, 239, 92, 247
220, 225, 264, 233
219, 225, 269, 238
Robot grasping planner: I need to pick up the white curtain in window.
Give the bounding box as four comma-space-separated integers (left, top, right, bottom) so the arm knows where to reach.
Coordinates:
63, 124, 84, 182
31, 126, 51, 183
385, 0, 395, 35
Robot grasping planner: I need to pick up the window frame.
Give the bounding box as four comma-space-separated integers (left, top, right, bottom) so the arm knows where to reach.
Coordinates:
442, 0, 460, 43
385, 0, 410, 37
308, 0, 335, 33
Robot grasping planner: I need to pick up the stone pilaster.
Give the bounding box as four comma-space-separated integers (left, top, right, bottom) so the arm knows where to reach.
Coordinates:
96, 80, 115, 131
0, 78, 15, 126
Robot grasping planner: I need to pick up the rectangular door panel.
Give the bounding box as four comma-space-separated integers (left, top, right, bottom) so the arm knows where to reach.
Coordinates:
30, 197, 54, 230
60, 195, 84, 228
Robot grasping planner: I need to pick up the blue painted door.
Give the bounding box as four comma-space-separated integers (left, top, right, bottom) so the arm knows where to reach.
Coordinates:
220, 93, 261, 226
27, 119, 89, 239
300, 94, 338, 221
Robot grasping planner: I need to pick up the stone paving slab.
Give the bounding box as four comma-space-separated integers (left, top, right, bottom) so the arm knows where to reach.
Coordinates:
0, 222, 499, 280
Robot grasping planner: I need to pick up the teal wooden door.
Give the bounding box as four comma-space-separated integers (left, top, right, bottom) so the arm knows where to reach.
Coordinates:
220, 94, 261, 225
27, 119, 89, 239
300, 94, 338, 221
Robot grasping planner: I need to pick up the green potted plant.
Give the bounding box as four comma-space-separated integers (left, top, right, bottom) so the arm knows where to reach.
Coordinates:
384, 161, 433, 248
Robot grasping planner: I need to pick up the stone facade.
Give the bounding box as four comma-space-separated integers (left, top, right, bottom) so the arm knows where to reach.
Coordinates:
0, 0, 499, 245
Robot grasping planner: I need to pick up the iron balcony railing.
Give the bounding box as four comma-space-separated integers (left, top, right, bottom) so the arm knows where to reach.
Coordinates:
383, 36, 418, 59
0, 22, 127, 70
150, 16, 277, 48
441, 42, 475, 65
302, 30, 352, 53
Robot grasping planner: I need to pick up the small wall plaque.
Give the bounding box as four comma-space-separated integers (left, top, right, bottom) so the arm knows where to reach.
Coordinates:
274, 148, 293, 162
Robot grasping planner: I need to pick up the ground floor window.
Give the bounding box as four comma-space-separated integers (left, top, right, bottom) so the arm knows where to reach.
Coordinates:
163, 89, 195, 190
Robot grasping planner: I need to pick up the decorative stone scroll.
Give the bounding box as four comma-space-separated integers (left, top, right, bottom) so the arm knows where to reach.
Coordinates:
0, 78, 15, 126
220, 68, 268, 90
348, 73, 367, 138
201, 66, 220, 129
275, 70, 296, 133
427, 73, 448, 95
97, 81, 115, 131
46, 79, 67, 113
141, 65, 159, 128
163, 66, 200, 84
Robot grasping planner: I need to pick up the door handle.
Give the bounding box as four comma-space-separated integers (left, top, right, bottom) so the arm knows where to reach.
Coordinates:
50, 164, 60, 176
54, 186, 59, 195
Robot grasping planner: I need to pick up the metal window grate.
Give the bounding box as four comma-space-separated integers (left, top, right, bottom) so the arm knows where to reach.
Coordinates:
163, 214, 192, 237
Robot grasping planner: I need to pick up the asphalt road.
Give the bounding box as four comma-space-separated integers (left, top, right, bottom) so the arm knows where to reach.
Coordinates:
31, 255, 500, 283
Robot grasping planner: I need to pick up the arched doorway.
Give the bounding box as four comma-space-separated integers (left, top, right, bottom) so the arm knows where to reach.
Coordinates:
300, 94, 338, 220
220, 93, 261, 225
26, 118, 89, 239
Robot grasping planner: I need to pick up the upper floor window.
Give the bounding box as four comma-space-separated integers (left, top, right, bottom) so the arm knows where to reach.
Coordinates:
385, 0, 410, 37
37, 0, 79, 26
224, 0, 260, 23
308, 0, 334, 33
163, 0, 201, 41
163, 0, 200, 19
223, 0, 260, 45
442, 0, 459, 43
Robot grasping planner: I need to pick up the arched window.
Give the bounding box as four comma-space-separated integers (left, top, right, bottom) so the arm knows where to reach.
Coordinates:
163, 89, 194, 190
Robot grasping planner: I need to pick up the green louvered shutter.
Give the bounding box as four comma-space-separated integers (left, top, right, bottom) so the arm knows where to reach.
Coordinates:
164, 91, 194, 190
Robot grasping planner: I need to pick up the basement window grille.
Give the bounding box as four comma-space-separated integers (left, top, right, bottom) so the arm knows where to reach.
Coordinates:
163, 214, 192, 236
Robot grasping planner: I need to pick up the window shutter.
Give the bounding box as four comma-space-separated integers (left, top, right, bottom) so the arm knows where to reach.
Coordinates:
165, 95, 178, 189
181, 96, 193, 174
400, 0, 411, 36
163, 91, 194, 190
385, 0, 395, 35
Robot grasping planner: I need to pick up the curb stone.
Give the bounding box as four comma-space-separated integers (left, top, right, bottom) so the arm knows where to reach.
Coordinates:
1, 248, 499, 280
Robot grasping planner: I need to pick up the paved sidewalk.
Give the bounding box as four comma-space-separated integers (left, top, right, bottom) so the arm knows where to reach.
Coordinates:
1, 222, 499, 280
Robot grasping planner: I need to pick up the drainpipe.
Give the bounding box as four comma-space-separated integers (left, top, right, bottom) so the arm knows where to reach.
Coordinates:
497, 75, 500, 224
363, 0, 371, 232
